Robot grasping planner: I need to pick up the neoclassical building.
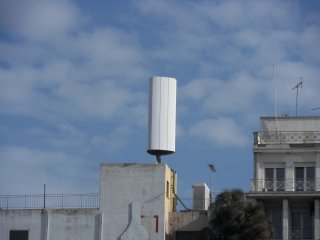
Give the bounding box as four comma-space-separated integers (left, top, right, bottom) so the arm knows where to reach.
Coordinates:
247, 116, 320, 240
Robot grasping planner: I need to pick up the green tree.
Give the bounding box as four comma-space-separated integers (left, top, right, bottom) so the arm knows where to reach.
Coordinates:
199, 189, 271, 240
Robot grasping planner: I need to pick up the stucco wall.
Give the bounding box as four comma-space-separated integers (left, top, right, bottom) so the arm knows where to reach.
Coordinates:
100, 163, 176, 240
261, 116, 320, 132
0, 209, 100, 240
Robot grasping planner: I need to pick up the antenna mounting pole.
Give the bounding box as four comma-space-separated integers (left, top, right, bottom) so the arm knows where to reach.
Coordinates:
292, 78, 303, 116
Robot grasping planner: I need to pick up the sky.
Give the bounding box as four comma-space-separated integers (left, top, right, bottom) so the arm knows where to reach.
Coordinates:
0, 0, 320, 199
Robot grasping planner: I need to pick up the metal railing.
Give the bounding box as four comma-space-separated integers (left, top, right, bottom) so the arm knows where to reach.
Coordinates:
176, 193, 218, 211
289, 228, 313, 239
251, 179, 320, 192
0, 193, 99, 210
0, 194, 214, 211
254, 131, 320, 145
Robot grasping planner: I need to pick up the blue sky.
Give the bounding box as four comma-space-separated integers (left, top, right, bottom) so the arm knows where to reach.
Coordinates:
0, 0, 319, 198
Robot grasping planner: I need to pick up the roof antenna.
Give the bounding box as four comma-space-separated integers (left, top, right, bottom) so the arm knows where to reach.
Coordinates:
208, 163, 216, 203
273, 63, 278, 132
272, 41, 278, 132
292, 78, 303, 116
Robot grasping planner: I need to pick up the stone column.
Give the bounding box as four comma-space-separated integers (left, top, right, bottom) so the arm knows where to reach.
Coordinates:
285, 161, 294, 191
316, 153, 320, 191
283, 199, 289, 240
315, 199, 320, 240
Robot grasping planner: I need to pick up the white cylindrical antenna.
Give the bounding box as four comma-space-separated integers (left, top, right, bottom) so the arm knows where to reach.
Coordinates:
147, 76, 177, 163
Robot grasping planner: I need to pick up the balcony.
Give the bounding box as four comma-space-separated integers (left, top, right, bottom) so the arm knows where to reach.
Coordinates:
253, 131, 320, 145
250, 179, 320, 193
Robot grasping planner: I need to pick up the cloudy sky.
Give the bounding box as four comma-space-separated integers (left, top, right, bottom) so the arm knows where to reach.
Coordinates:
0, 0, 319, 198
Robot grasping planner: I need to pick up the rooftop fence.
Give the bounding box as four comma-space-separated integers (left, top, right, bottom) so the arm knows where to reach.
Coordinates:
254, 131, 320, 145
0, 193, 99, 210
0, 193, 216, 211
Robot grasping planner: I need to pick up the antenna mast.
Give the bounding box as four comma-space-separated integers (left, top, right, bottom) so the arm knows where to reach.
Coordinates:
273, 64, 278, 132
292, 78, 303, 116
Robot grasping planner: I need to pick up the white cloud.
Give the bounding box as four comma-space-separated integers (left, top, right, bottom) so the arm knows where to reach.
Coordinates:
0, 146, 98, 194
179, 73, 264, 115
298, 26, 320, 63
189, 118, 248, 147
91, 126, 133, 154
0, 0, 87, 41
179, 78, 222, 101
0, 0, 319, 194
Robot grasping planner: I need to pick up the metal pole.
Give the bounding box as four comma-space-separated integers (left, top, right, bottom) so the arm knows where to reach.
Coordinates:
209, 171, 212, 203
44, 184, 46, 209
295, 87, 298, 116
292, 80, 303, 116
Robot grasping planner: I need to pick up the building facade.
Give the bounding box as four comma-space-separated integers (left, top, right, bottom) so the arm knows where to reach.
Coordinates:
247, 116, 320, 240
0, 163, 208, 240
100, 163, 177, 240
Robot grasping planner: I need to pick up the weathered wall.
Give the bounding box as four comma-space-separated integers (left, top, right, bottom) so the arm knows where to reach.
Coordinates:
0, 209, 100, 240
100, 163, 176, 240
0, 209, 43, 240
260, 116, 320, 132
1, 163, 179, 240
168, 211, 208, 240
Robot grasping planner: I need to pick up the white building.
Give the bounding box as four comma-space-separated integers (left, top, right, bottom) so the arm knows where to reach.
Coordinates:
247, 116, 320, 240
0, 163, 208, 240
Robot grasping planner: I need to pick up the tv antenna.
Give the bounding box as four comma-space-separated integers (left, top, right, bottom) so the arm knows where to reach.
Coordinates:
208, 163, 216, 203
292, 78, 303, 116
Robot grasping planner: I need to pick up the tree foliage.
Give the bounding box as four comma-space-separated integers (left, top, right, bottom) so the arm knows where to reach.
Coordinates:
199, 189, 272, 240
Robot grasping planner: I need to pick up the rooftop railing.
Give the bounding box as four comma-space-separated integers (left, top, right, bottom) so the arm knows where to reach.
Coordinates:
251, 179, 320, 192
0, 193, 215, 211
289, 228, 313, 240
253, 131, 320, 145
0, 193, 99, 210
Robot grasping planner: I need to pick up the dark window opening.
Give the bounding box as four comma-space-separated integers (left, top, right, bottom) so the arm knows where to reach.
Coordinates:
10, 230, 28, 240
265, 168, 285, 191
266, 208, 283, 239
295, 167, 315, 191
291, 212, 313, 239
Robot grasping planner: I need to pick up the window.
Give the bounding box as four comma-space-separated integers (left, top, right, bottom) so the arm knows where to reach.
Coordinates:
166, 181, 169, 198
291, 212, 313, 239
9, 230, 28, 240
265, 168, 285, 191
295, 167, 315, 191
266, 208, 283, 239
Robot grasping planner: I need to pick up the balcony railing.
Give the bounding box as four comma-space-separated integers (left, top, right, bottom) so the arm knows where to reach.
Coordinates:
0, 193, 99, 210
254, 131, 320, 145
251, 179, 320, 192
290, 228, 313, 240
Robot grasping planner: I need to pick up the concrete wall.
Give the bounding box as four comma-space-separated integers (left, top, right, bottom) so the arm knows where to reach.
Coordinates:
164, 164, 177, 237
256, 152, 318, 179
261, 116, 320, 132
168, 211, 208, 240
100, 163, 177, 240
0, 209, 100, 240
